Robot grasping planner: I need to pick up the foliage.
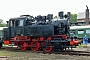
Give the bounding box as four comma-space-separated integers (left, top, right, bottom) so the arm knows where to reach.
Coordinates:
70, 14, 77, 23
0, 19, 6, 27
54, 16, 58, 19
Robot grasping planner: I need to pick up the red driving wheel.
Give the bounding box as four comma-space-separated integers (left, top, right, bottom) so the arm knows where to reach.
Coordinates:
30, 42, 40, 52
43, 43, 53, 52
20, 42, 27, 50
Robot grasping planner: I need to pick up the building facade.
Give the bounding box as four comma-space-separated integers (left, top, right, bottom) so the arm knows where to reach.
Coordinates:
77, 7, 90, 25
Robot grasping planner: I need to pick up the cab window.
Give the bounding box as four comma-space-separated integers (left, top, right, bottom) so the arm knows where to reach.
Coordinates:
15, 19, 24, 27
18, 19, 24, 26
10, 20, 14, 27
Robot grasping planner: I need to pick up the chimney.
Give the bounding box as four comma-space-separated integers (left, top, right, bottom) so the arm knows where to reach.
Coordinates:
86, 5, 89, 25
67, 12, 71, 25
58, 11, 64, 19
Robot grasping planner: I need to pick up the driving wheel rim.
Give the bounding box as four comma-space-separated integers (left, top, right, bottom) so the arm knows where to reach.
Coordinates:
20, 42, 27, 50
43, 43, 52, 52
31, 42, 40, 52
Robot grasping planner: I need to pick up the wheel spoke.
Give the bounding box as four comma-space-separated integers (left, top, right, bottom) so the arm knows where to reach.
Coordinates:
43, 43, 52, 52
31, 42, 40, 52
20, 42, 27, 50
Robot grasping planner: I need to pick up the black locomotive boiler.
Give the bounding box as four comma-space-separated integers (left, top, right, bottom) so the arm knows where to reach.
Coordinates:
2, 12, 79, 52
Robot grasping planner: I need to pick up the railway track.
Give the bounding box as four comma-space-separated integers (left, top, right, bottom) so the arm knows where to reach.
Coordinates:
1, 46, 90, 56
50, 51, 90, 56
36, 50, 90, 56
0, 56, 8, 60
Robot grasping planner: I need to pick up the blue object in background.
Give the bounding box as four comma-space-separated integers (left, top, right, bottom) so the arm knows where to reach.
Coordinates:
83, 35, 88, 45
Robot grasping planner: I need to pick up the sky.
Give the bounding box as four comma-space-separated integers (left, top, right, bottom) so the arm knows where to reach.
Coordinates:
0, 0, 90, 23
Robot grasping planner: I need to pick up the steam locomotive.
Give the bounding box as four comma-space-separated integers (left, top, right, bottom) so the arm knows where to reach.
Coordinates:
1, 12, 79, 52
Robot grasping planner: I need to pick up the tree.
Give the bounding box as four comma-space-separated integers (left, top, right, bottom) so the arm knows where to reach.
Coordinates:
70, 14, 77, 23
0, 19, 6, 27
54, 16, 58, 19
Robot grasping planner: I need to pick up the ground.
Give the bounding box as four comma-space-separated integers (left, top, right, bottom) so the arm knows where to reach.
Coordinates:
0, 44, 90, 60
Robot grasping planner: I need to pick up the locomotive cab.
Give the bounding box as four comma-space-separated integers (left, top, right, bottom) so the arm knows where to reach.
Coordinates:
3, 17, 26, 43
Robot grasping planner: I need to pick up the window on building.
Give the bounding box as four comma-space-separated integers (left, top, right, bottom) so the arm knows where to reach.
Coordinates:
78, 30, 84, 34
82, 20, 85, 22
70, 30, 75, 34
86, 29, 90, 34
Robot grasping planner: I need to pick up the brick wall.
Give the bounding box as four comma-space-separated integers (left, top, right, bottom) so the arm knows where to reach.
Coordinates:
77, 18, 90, 22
